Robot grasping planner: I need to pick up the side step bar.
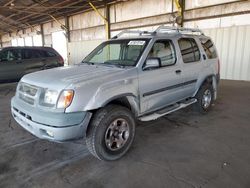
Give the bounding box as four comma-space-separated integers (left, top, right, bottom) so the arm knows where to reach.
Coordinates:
139, 98, 197, 121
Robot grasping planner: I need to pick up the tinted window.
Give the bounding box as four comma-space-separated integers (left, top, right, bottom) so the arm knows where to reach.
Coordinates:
178, 38, 200, 63
148, 40, 176, 66
22, 49, 32, 59
45, 51, 57, 57
0, 50, 8, 62
32, 50, 43, 58
200, 38, 217, 59
38, 50, 47, 58
0, 49, 21, 62
23, 49, 45, 59
190, 39, 200, 61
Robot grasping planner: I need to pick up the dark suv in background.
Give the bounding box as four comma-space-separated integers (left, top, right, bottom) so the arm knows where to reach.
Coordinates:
0, 46, 64, 82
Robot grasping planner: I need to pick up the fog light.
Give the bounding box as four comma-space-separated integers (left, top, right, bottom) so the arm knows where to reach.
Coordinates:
46, 130, 54, 137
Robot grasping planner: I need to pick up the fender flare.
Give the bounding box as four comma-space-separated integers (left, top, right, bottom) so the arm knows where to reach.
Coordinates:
100, 93, 140, 116
194, 74, 218, 99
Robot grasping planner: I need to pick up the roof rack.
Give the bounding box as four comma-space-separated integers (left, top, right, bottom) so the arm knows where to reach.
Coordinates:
112, 26, 204, 39
112, 30, 154, 39
155, 26, 204, 35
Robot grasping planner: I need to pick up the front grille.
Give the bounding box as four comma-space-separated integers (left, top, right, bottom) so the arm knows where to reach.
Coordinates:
18, 83, 38, 105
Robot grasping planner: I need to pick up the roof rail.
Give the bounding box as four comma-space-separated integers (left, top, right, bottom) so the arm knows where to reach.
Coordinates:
112, 30, 154, 39
155, 26, 204, 35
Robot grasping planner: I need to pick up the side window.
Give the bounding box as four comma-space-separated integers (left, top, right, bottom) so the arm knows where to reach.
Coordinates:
6, 49, 22, 61
22, 49, 32, 59
178, 38, 200, 63
148, 40, 176, 67
0, 50, 9, 62
32, 50, 43, 58
200, 38, 217, 59
38, 50, 47, 58
23, 49, 43, 59
45, 51, 57, 57
1, 49, 22, 61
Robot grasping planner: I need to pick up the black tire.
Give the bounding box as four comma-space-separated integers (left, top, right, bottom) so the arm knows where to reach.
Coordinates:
86, 105, 135, 161
195, 83, 214, 114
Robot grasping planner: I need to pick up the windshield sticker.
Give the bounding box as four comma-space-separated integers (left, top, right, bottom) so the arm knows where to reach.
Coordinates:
128, 41, 145, 46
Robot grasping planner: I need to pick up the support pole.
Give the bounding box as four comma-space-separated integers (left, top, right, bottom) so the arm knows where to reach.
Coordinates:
40, 24, 45, 46
49, 14, 67, 30
65, 16, 71, 42
105, 4, 111, 39
174, 0, 184, 26
180, 0, 185, 27
89, 2, 110, 39
0, 35, 2, 48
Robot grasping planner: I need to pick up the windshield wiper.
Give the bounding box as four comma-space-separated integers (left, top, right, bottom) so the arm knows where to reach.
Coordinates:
103, 61, 127, 68
82, 61, 95, 65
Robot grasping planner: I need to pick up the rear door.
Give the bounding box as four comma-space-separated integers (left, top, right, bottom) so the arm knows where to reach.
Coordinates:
21, 49, 46, 75
43, 49, 62, 68
0, 49, 23, 81
138, 39, 185, 114
177, 37, 203, 97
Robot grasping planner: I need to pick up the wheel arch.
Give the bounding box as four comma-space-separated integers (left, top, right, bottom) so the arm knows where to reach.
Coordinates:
194, 74, 218, 100
101, 94, 140, 117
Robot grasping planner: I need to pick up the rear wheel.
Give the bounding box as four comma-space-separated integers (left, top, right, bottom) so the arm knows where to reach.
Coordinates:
195, 83, 214, 113
86, 105, 135, 161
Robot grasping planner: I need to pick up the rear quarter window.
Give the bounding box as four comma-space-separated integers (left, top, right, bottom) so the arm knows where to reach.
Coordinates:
200, 38, 217, 59
178, 38, 201, 63
45, 50, 57, 57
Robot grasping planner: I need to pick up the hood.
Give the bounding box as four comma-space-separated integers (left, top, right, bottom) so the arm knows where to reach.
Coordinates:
21, 64, 124, 90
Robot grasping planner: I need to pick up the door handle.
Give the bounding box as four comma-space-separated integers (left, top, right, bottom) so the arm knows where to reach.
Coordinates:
175, 70, 182, 74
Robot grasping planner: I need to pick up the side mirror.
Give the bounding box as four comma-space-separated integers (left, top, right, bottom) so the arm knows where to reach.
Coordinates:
143, 57, 161, 71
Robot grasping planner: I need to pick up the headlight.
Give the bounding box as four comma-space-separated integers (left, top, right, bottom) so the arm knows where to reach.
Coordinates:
57, 90, 74, 109
44, 90, 58, 105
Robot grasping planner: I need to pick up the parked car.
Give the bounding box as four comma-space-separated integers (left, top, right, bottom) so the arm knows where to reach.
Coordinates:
0, 46, 64, 82
11, 26, 220, 161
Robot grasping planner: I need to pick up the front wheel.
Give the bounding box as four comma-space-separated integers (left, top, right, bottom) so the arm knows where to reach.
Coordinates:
86, 105, 135, 161
195, 83, 214, 114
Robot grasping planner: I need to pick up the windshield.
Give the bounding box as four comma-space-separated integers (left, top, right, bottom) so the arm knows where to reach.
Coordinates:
83, 39, 149, 67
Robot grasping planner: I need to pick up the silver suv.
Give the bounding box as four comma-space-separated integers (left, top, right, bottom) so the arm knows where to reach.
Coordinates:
11, 26, 220, 160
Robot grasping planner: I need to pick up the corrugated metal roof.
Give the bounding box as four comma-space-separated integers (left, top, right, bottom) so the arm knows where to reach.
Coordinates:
0, 0, 123, 35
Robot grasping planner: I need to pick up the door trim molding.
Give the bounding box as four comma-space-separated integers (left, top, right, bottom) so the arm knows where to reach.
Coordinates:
143, 79, 197, 97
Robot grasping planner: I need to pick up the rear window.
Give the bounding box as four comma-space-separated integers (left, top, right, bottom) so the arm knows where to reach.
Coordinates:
178, 38, 201, 63
200, 38, 217, 59
45, 50, 57, 57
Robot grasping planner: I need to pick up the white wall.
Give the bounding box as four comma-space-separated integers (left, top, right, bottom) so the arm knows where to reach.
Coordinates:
203, 25, 250, 81
68, 40, 104, 64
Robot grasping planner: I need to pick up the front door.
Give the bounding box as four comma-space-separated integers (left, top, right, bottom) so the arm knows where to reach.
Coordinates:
0, 49, 23, 81
138, 39, 185, 114
21, 49, 46, 76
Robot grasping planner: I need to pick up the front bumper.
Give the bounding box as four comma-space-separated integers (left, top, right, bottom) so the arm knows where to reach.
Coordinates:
11, 96, 92, 142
